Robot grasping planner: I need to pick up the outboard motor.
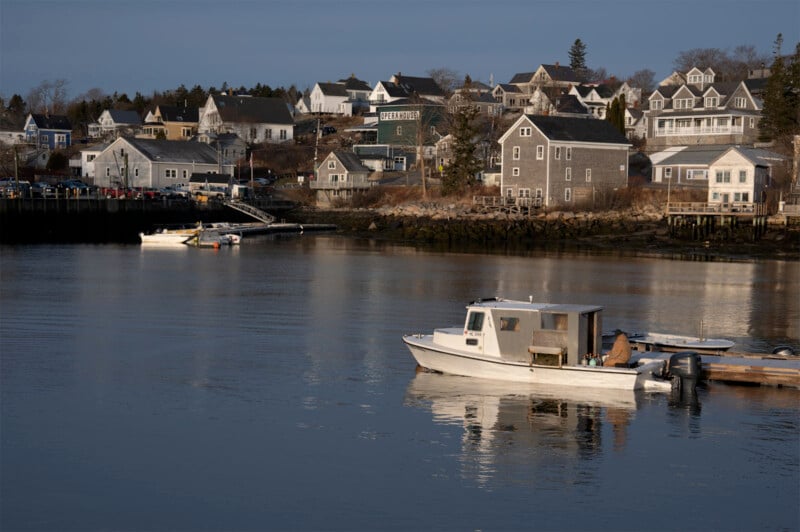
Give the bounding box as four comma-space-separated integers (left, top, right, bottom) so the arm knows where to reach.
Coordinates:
668, 351, 702, 394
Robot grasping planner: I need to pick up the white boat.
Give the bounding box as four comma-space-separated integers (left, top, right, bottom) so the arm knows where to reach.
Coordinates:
402, 297, 674, 391
626, 332, 734, 354
139, 226, 200, 246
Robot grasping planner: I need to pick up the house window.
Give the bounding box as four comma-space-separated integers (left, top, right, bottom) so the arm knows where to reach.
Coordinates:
585, 168, 592, 182
330, 174, 339, 183
715, 170, 731, 183
396, 126, 403, 136
686, 169, 707, 180
566, 147, 572, 160
735, 97, 746, 108
182, 127, 192, 137
519, 188, 530, 198
565, 167, 571, 181
134, 168, 139, 177
182, 170, 188, 179
512, 167, 520, 176
554, 146, 561, 160
250, 128, 257, 140
166, 169, 177, 178
675, 98, 693, 109
106, 168, 110, 177
705, 97, 718, 108
740, 192, 749, 202
749, 117, 755, 128
280, 130, 287, 140
87, 155, 95, 162
328, 160, 337, 169
664, 168, 672, 178
651, 100, 663, 111
40, 135, 48, 144
505, 188, 514, 198
565, 188, 572, 202
739, 170, 747, 183
512, 146, 520, 160
536, 145, 544, 160
265, 130, 273, 140
520, 127, 532, 137
535, 188, 543, 199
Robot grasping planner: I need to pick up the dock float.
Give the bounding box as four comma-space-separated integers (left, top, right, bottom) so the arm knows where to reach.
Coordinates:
699, 351, 800, 388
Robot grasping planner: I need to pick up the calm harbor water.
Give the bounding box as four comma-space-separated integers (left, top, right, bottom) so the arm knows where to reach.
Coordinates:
1, 235, 798, 531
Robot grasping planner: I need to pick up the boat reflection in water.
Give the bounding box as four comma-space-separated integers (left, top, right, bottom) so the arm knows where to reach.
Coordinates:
404, 371, 642, 486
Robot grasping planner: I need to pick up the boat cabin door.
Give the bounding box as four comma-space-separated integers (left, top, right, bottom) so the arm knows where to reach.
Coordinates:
464, 310, 485, 352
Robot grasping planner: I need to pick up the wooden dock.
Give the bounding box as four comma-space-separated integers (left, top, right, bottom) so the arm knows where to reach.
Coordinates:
699, 351, 800, 388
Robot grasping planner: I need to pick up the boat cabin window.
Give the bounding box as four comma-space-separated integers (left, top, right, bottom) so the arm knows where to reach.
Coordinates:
541, 313, 568, 331
499, 317, 520, 331
466, 312, 485, 331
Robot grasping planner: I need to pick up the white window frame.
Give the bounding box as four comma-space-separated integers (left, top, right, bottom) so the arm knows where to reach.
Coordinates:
566, 147, 572, 161
565, 167, 571, 181
739, 170, 747, 183
512, 146, 520, 160
166, 169, 177, 178
565, 188, 572, 202
512, 167, 520, 176
554, 146, 561, 160
585, 168, 592, 182
536, 145, 544, 160
328, 160, 337, 169
519, 127, 532, 137
664, 168, 672, 178
705, 96, 718, 108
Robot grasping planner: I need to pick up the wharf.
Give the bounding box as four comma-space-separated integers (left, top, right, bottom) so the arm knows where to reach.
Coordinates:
699, 351, 800, 388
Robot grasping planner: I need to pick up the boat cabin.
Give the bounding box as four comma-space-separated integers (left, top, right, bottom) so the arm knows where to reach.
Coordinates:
460, 299, 603, 366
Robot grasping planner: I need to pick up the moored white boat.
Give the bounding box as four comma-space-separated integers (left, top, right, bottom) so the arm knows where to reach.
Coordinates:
139, 226, 200, 246
403, 298, 677, 391
626, 332, 735, 354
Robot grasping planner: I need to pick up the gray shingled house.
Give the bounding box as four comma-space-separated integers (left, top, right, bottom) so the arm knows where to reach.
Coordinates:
499, 115, 631, 208
311, 150, 373, 206
198, 94, 294, 144
91, 137, 232, 189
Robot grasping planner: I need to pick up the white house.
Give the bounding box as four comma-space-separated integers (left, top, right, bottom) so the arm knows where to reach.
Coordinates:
708, 147, 785, 205
197, 94, 294, 144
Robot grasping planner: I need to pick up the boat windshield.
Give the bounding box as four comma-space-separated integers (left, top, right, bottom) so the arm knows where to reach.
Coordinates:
466, 312, 484, 331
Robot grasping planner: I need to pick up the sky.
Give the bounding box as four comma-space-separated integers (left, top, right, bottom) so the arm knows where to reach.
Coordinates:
1, 0, 798, 102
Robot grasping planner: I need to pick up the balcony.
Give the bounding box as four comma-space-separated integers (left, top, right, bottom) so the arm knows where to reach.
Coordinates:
654, 124, 744, 137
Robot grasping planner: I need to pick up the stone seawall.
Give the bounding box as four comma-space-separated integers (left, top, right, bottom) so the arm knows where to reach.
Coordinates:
289, 205, 800, 259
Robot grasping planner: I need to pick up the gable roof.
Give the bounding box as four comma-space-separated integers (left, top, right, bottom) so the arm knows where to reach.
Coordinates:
211, 94, 294, 125
121, 137, 220, 164
29, 114, 72, 130
541, 64, 580, 83
509, 72, 537, 84
158, 105, 199, 122
527, 115, 629, 144
494, 83, 523, 94
106, 110, 141, 125
332, 150, 371, 173
317, 82, 349, 97
338, 76, 372, 92
391, 73, 445, 97
655, 145, 730, 166
712, 146, 787, 167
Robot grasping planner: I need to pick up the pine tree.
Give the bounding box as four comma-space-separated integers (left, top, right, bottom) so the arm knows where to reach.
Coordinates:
759, 34, 796, 142
442, 105, 482, 196
569, 39, 588, 81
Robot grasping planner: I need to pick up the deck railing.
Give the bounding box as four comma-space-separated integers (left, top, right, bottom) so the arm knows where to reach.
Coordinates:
666, 202, 767, 215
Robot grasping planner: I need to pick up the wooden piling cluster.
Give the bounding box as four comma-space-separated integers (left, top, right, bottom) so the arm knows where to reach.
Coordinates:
666, 202, 769, 241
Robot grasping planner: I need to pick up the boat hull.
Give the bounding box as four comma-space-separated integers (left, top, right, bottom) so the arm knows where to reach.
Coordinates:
403, 334, 667, 391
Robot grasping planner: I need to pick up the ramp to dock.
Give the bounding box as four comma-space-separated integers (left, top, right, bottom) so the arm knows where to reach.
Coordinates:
224, 200, 276, 224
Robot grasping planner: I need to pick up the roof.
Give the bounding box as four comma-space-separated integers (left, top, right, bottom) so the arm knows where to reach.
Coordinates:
332, 151, 371, 173
158, 105, 199, 122
210, 94, 294, 125
317, 82, 348, 97
553, 95, 590, 115
541, 64, 580, 83
494, 83, 522, 94
338, 76, 371, 92
123, 137, 220, 164
713, 146, 787, 166
29, 114, 72, 130
509, 72, 537, 84
391, 74, 445, 97
107, 109, 141, 125
655, 145, 730, 166
526, 115, 629, 144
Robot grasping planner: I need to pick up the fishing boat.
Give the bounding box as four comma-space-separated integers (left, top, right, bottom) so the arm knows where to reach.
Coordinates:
402, 298, 682, 391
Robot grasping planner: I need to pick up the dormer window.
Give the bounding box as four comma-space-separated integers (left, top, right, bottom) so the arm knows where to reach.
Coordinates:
705, 97, 718, 108
651, 100, 663, 111
675, 98, 694, 109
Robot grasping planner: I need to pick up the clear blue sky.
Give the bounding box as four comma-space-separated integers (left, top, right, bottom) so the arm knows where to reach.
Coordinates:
1, 0, 798, 101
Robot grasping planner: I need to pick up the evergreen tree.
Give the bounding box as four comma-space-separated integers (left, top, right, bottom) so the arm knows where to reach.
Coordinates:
758, 34, 799, 142
569, 39, 588, 81
442, 105, 482, 195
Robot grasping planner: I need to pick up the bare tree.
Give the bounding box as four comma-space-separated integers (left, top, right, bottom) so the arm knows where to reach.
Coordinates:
627, 69, 656, 93
27, 79, 69, 114
673, 46, 769, 81
427, 67, 460, 96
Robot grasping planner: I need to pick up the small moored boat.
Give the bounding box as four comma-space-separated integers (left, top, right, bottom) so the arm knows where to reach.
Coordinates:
625, 332, 735, 354
403, 298, 676, 391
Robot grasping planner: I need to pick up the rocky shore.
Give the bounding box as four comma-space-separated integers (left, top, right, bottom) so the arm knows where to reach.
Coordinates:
291, 203, 800, 260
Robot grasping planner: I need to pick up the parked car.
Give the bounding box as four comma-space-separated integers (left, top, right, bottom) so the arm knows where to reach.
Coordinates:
56, 180, 91, 196
31, 182, 56, 198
